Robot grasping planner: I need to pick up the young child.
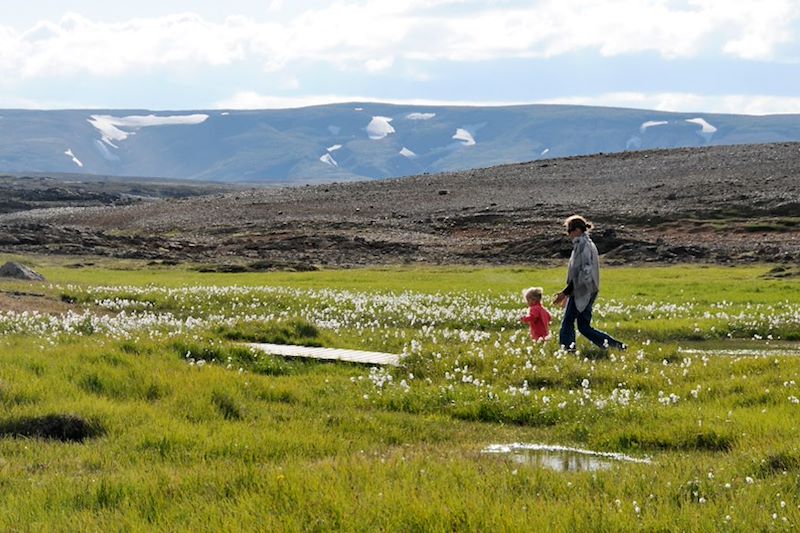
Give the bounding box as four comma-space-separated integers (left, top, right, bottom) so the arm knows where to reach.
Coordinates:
521, 287, 552, 342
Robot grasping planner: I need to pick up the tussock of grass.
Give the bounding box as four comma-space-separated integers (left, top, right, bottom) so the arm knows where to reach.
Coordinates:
211, 389, 244, 420
216, 317, 323, 345
255, 386, 298, 404
0, 380, 37, 406
0, 413, 104, 442
452, 399, 560, 427
77, 370, 169, 402
608, 428, 735, 452
756, 450, 800, 477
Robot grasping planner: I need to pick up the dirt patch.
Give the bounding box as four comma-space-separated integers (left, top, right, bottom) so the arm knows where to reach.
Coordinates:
0, 290, 75, 314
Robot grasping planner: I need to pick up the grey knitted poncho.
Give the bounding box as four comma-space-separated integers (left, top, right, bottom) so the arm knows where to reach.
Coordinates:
566, 232, 600, 312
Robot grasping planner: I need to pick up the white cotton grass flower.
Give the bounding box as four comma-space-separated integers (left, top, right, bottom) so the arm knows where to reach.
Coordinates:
20, 282, 800, 437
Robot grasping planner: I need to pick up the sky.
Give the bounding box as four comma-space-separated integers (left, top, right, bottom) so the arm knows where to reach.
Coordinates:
1, 0, 799, 114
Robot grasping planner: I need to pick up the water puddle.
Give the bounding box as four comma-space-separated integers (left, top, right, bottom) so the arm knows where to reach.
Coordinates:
483, 443, 652, 472
677, 339, 800, 358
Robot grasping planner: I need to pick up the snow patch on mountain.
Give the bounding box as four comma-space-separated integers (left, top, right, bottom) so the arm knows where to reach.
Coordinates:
88, 113, 209, 148
406, 112, 436, 120
686, 118, 717, 133
327, 144, 342, 152
64, 149, 83, 167
399, 147, 416, 158
320, 153, 338, 167
367, 116, 395, 140
640, 120, 669, 133
686, 117, 717, 141
541, 148, 550, 156
94, 140, 118, 161
452, 128, 476, 146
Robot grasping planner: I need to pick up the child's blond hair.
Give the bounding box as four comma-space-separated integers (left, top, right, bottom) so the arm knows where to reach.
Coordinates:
522, 287, 543, 303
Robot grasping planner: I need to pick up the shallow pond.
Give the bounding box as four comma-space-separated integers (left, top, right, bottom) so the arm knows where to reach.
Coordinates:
483, 443, 652, 473
677, 339, 800, 357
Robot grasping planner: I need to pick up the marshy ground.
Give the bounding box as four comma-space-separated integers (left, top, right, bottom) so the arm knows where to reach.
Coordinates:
0, 261, 799, 529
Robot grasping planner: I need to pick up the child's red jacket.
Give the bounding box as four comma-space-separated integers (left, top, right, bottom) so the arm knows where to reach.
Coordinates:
521, 302, 552, 341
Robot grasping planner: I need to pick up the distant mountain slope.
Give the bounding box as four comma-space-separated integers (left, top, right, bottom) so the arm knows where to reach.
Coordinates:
1, 104, 799, 183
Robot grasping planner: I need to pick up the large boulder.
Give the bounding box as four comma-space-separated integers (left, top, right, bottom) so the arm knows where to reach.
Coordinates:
0, 261, 46, 281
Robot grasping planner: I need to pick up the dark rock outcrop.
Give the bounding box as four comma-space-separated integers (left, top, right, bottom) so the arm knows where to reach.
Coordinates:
0, 261, 45, 281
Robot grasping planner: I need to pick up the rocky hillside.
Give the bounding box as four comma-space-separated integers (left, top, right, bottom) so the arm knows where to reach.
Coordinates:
0, 143, 797, 268
0, 174, 240, 215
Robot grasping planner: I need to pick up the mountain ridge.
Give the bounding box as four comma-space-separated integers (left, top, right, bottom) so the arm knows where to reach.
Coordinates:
2, 103, 800, 183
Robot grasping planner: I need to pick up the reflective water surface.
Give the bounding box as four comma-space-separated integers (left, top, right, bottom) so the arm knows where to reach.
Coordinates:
677, 339, 800, 358
483, 444, 652, 473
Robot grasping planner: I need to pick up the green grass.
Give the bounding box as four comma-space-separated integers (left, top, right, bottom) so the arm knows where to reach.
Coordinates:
1, 255, 800, 530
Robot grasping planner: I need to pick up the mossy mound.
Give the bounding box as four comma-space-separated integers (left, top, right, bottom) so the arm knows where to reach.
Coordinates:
0, 414, 104, 442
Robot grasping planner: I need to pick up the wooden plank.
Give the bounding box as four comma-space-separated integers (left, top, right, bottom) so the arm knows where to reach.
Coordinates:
244, 343, 402, 367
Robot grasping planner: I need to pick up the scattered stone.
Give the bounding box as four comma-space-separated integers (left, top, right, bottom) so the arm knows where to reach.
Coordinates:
0, 144, 797, 267
195, 259, 318, 273
762, 266, 800, 279
0, 261, 45, 281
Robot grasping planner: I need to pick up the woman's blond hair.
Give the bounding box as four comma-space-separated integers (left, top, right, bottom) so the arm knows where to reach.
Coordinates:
564, 214, 593, 233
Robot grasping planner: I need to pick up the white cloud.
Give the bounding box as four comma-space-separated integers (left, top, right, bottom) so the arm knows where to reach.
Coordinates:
214, 91, 521, 110
0, 2, 797, 79
365, 57, 394, 72
543, 92, 800, 115
419, 0, 778, 62
280, 76, 301, 90
8, 12, 257, 77
213, 90, 800, 115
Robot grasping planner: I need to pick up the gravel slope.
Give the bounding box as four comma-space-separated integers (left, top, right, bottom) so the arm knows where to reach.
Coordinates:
1, 143, 798, 267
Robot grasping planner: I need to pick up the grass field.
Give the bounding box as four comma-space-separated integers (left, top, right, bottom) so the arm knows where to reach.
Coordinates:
1, 255, 799, 531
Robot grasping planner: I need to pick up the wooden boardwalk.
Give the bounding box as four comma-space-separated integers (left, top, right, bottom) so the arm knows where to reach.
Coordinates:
245, 343, 402, 367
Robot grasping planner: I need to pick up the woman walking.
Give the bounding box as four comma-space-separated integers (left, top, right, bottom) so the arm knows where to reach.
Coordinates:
553, 215, 626, 352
